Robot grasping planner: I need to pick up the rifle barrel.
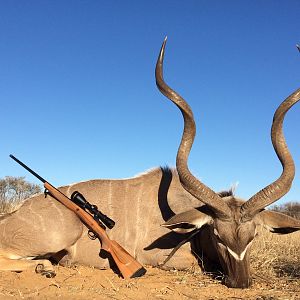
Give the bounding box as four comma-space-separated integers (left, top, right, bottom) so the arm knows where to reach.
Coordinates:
9, 154, 146, 278
9, 154, 47, 183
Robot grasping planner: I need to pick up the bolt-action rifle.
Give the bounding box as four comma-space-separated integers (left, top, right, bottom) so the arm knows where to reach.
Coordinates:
10, 154, 146, 279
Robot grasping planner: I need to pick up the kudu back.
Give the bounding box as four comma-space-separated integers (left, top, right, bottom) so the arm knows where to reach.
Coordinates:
1, 39, 300, 288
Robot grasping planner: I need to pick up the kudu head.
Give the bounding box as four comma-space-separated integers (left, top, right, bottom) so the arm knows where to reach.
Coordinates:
156, 38, 300, 288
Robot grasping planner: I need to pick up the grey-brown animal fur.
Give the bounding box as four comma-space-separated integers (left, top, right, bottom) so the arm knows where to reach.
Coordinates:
0, 38, 299, 288
0, 167, 202, 275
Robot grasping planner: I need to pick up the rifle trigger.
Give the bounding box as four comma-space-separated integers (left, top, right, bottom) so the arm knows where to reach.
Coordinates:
88, 230, 97, 240
44, 189, 49, 198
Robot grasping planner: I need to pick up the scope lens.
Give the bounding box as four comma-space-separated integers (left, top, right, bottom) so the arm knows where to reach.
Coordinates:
71, 191, 87, 207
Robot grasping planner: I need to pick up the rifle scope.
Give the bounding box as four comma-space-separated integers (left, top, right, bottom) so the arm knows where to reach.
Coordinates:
71, 191, 115, 229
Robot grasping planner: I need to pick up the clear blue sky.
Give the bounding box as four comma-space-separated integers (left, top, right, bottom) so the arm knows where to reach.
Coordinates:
1, 1, 299, 206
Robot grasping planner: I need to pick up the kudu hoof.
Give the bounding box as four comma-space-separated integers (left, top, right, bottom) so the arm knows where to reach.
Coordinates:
35, 264, 56, 278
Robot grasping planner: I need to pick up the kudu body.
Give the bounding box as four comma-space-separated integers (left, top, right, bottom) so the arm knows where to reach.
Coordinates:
1, 39, 300, 288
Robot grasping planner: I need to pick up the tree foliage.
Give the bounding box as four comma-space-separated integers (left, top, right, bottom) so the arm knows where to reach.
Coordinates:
0, 176, 41, 213
271, 202, 300, 220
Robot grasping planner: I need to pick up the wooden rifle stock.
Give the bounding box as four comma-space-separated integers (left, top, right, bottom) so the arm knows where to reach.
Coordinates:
9, 155, 146, 279
44, 183, 146, 279
44, 181, 146, 279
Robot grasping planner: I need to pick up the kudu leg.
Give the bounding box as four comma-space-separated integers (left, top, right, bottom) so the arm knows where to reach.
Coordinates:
0, 257, 55, 277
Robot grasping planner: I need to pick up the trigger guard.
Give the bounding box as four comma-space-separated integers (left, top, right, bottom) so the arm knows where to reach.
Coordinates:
88, 230, 97, 240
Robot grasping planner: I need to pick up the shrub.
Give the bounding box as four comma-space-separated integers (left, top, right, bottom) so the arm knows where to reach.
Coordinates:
0, 176, 41, 213
271, 202, 300, 220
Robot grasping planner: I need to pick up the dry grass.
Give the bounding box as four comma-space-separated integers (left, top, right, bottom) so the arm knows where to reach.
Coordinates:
251, 227, 300, 280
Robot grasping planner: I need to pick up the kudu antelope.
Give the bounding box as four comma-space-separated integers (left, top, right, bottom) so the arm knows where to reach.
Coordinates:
1, 39, 300, 288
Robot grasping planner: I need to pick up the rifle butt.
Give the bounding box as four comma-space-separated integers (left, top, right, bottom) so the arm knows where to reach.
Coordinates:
108, 241, 146, 279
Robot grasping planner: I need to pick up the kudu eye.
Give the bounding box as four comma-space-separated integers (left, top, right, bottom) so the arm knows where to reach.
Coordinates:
213, 228, 225, 244
213, 228, 219, 237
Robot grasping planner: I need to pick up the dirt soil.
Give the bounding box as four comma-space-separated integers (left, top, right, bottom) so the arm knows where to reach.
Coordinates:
0, 265, 298, 300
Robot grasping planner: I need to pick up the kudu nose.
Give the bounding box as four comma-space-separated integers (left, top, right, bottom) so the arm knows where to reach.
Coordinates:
224, 277, 252, 289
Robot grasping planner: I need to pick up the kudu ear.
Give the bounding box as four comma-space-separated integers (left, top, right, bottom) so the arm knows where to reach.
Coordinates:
161, 208, 213, 234
254, 210, 300, 234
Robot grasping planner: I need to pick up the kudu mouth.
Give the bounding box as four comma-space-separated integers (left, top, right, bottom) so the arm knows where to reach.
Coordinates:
225, 275, 252, 289
222, 252, 252, 288
155, 37, 300, 221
